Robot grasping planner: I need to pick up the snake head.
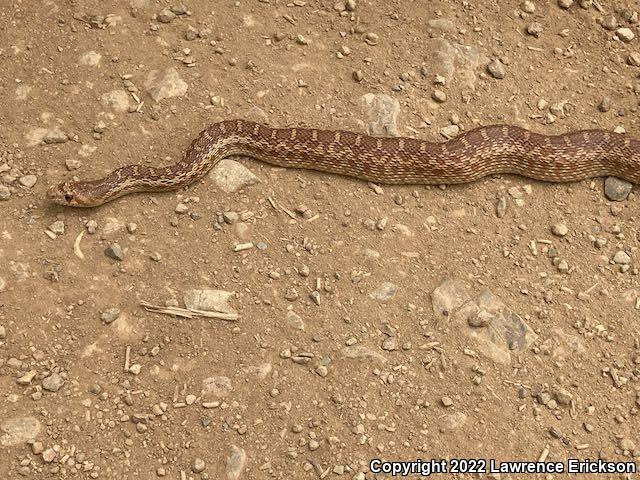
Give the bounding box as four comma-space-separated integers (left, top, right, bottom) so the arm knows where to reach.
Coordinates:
47, 181, 98, 207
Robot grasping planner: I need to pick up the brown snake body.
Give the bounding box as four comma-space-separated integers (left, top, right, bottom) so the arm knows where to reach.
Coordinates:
47, 119, 640, 207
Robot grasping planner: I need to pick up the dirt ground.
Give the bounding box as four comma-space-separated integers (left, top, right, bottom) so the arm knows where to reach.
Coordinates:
1, 0, 640, 478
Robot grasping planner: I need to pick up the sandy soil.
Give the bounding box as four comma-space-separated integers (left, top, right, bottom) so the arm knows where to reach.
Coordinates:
1, 0, 639, 479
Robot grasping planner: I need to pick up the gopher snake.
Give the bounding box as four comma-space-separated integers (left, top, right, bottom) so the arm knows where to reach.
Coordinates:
47, 119, 640, 207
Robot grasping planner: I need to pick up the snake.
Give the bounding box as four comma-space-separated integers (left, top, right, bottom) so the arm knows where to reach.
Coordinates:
47, 119, 640, 207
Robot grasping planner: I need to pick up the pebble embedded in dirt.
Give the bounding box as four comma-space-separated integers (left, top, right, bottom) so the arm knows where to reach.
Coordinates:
604, 176, 633, 201
42, 373, 65, 392
487, 59, 506, 78
104, 243, 125, 260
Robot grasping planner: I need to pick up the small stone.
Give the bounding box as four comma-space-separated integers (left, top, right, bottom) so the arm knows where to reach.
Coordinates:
616, 27, 635, 43
496, 196, 507, 218
352, 70, 364, 82
381, 336, 398, 351
157, 8, 176, 23
440, 125, 459, 138
42, 373, 65, 392
104, 243, 124, 260
551, 223, 568, 236
555, 388, 573, 405
628, 52, 640, 66
613, 251, 631, 265
345, 0, 356, 11
129, 364, 142, 375
43, 130, 68, 144
19, 175, 37, 188
192, 458, 206, 473
521, 1, 535, 13
487, 59, 506, 79
31, 442, 44, 455
527, 22, 543, 37
431, 90, 447, 103
65, 159, 82, 171
364, 32, 379, 45
619, 438, 636, 451
604, 176, 633, 201
175, 203, 188, 214
557, 0, 573, 8
48, 220, 65, 235
42, 448, 56, 462
600, 15, 618, 31
598, 97, 612, 112
0, 185, 10, 200
441, 396, 454, 407
101, 308, 121, 324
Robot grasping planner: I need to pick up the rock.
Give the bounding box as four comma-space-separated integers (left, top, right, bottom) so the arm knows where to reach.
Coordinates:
487, 59, 506, 79
144, 67, 188, 102
0, 276, 5, 291
432, 278, 470, 318
210, 159, 260, 194
42, 448, 57, 462
612, 251, 631, 265
286, 311, 305, 331
42, 373, 65, 392
79, 51, 102, 66
619, 438, 636, 451
360, 93, 400, 136
65, 159, 82, 171
104, 243, 124, 260
19, 175, 37, 188
192, 458, 206, 473
381, 336, 398, 351
201, 376, 232, 397
101, 308, 121, 324
442, 411, 467, 430
156, 8, 176, 23
340, 345, 388, 364
551, 223, 568, 236
43, 129, 68, 144
616, 27, 635, 43
527, 22, 543, 37
628, 52, 640, 66
0, 417, 41, 446
557, 0, 573, 8
226, 445, 247, 480
101, 90, 131, 112
432, 279, 537, 364
424, 38, 485, 91
555, 388, 573, 405
440, 124, 460, 138
48, 220, 65, 235
369, 282, 398, 301
432, 89, 447, 103
521, 1, 535, 13
0, 185, 10, 200
604, 176, 633, 201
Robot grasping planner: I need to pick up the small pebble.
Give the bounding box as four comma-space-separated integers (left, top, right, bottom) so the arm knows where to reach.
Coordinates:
487, 59, 506, 79
617, 27, 635, 43
551, 223, 568, 236
104, 243, 125, 261
19, 175, 37, 188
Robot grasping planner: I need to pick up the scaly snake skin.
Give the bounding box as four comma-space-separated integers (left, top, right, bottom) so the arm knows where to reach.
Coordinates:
47, 119, 640, 207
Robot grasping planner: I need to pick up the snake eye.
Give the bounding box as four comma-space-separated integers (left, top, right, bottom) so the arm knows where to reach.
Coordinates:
64, 194, 74, 202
